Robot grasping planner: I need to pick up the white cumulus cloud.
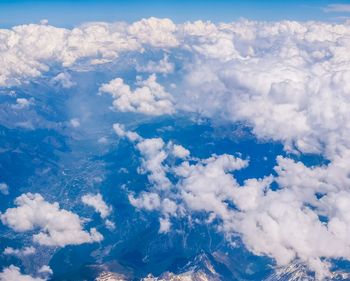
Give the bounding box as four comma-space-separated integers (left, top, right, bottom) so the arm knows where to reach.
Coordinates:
1, 193, 103, 247
100, 74, 175, 116
0, 265, 44, 281
81, 193, 112, 219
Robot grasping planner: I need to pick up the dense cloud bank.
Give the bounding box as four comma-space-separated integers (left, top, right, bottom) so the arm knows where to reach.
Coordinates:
2, 18, 350, 157
2, 18, 350, 279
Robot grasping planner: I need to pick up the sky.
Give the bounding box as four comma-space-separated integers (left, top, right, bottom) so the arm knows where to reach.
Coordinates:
0, 0, 350, 27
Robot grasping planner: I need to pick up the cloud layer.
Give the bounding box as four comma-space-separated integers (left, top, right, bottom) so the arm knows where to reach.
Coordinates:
2, 18, 350, 279
2, 18, 350, 161
114, 125, 350, 279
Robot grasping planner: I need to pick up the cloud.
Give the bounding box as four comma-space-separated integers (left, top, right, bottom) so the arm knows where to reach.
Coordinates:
3, 17, 350, 279
176, 153, 350, 279
114, 124, 191, 192
2, 19, 350, 159
51, 72, 76, 88
114, 123, 172, 189
136, 54, 175, 74
128, 17, 178, 48
81, 193, 112, 219
175, 20, 350, 162
229, 155, 350, 279
172, 151, 350, 278
180, 20, 241, 61
105, 219, 116, 230
3, 246, 36, 257
116, 127, 181, 233
324, 4, 350, 13
136, 138, 172, 189
113, 123, 142, 142
69, 118, 80, 128
39, 19, 49, 25
37, 266, 52, 276
0, 183, 9, 195
100, 74, 175, 116
1, 193, 103, 247
116, 126, 249, 229
0, 18, 178, 87
12, 98, 32, 110
114, 125, 350, 279
169, 143, 190, 159
0, 265, 44, 281
129, 192, 161, 211
159, 217, 171, 233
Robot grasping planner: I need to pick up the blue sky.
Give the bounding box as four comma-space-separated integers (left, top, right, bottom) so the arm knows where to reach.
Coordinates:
0, 0, 350, 27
